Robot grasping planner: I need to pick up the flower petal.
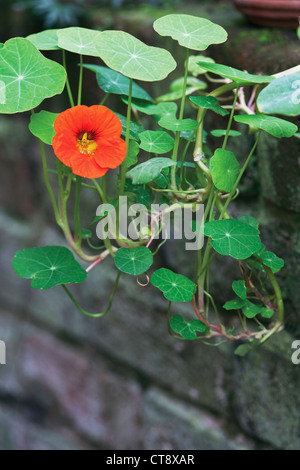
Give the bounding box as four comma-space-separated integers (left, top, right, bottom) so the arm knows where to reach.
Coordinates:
94, 138, 127, 169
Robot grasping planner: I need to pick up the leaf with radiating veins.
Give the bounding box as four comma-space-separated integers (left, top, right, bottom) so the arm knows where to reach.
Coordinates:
12, 246, 87, 289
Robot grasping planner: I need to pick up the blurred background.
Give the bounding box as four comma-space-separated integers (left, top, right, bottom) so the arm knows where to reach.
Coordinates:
0, 0, 300, 450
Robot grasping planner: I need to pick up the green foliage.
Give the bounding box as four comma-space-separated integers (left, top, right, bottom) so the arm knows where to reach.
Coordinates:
94, 31, 177, 81
29, 110, 59, 145
114, 247, 153, 275
153, 14, 228, 50
257, 74, 300, 117
139, 131, 175, 154
83, 65, 154, 102
127, 157, 176, 184
190, 96, 229, 116
197, 61, 274, 84
203, 219, 262, 260
210, 149, 240, 192
151, 268, 195, 302
234, 114, 298, 138
12, 246, 87, 289
170, 315, 209, 339
0, 38, 66, 114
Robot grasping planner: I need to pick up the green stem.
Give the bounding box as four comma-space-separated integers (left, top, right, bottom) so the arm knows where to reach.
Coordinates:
222, 87, 239, 150
74, 176, 82, 246
62, 50, 75, 108
77, 54, 83, 106
92, 177, 115, 258
62, 270, 121, 318
219, 131, 261, 219
170, 48, 190, 189
99, 93, 110, 106
118, 78, 132, 197
39, 139, 61, 225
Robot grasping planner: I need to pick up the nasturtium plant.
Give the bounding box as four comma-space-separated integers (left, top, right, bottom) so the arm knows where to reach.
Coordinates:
5, 13, 297, 354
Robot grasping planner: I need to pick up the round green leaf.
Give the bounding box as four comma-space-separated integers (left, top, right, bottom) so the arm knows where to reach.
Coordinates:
190, 96, 229, 116
238, 215, 259, 230
153, 14, 227, 50
257, 74, 300, 117
210, 148, 240, 192
232, 280, 247, 300
27, 29, 60, 50
12, 246, 87, 290
234, 114, 298, 138
29, 110, 59, 145
94, 31, 176, 81
0, 38, 66, 114
114, 247, 153, 275
83, 64, 154, 102
197, 61, 274, 84
57, 27, 100, 56
151, 268, 195, 302
260, 251, 284, 273
127, 157, 176, 184
188, 55, 215, 76
139, 130, 175, 154
158, 117, 198, 131
203, 219, 262, 260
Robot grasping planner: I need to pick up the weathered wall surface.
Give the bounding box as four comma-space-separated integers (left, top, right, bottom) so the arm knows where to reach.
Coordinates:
0, 2, 299, 450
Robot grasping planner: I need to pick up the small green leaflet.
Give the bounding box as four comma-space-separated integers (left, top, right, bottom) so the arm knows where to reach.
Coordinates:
121, 99, 178, 122
232, 280, 247, 300
127, 157, 176, 184
170, 315, 209, 340
188, 55, 215, 76
0, 38, 66, 114
197, 61, 274, 84
125, 140, 140, 168
158, 117, 198, 131
27, 29, 60, 50
259, 251, 284, 273
234, 114, 298, 138
151, 268, 195, 302
242, 301, 263, 319
203, 219, 262, 260
82, 64, 154, 102
57, 27, 100, 56
189, 96, 229, 116
211, 129, 241, 138
210, 149, 240, 192
12, 246, 87, 290
94, 30, 177, 82
257, 73, 300, 117
260, 308, 275, 319
114, 247, 153, 275
223, 297, 245, 310
29, 110, 59, 145
153, 14, 227, 50
139, 130, 175, 154
114, 112, 143, 141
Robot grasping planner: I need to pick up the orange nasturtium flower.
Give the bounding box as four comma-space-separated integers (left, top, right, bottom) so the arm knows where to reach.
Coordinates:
52, 105, 127, 178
